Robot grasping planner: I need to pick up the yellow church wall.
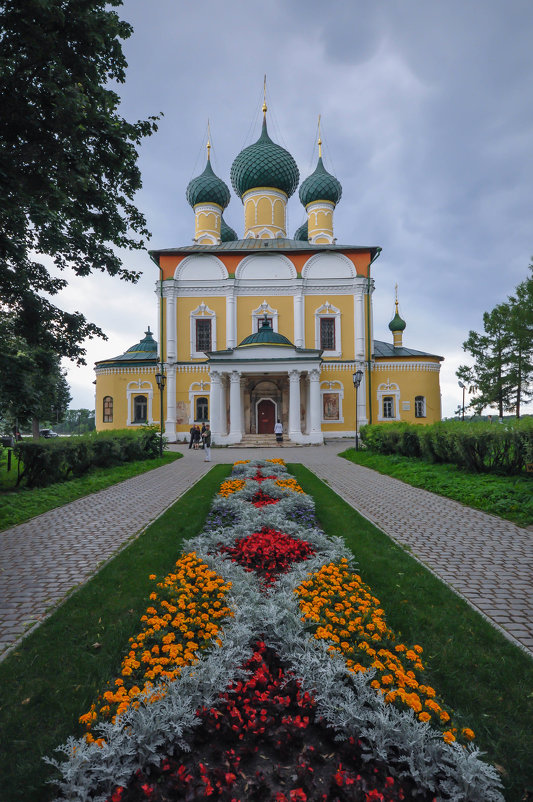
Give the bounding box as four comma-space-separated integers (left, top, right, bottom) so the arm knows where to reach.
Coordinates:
371, 360, 442, 425
236, 295, 295, 342
174, 366, 210, 434
319, 369, 354, 431
303, 295, 355, 358
175, 296, 227, 360
95, 368, 161, 431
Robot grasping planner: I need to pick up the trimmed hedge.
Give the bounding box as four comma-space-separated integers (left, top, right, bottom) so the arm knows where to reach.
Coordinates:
14, 429, 162, 488
360, 418, 533, 475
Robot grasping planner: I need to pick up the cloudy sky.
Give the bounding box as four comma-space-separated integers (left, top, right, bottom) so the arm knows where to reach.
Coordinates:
59, 0, 533, 418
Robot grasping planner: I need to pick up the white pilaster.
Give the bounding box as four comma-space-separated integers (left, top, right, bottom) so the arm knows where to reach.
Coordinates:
164, 364, 177, 442
288, 369, 302, 441
354, 284, 365, 360
293, 291, 304, 347
229, 370, 242, 443
166, 291, 177, 362
357, 369, 369, 429
209, 370, 222, 438
308, 368, 323, 443
226, 294, 236, 348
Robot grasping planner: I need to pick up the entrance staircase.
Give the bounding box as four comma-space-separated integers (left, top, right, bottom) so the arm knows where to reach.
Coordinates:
228, 434, 300, 449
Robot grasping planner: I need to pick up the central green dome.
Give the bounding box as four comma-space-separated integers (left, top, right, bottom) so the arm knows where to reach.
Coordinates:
238, 317, 294, 347
186, 158, 231, 210
230, 118, 299, 200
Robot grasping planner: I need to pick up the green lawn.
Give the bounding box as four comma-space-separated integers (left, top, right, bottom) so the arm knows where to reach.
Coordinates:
289, 464, 533, 802
0, 460, 531, 801
0, 451, 181, 532
340, 448, 533, 527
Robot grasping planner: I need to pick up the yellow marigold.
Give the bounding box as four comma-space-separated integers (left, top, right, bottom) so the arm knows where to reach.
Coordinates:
419, 712, 431, 723
443, 731, 456, 744
462, 728, 475, 741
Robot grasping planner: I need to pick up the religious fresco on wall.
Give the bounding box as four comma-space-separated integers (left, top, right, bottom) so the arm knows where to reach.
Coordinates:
322, 393, 340, 421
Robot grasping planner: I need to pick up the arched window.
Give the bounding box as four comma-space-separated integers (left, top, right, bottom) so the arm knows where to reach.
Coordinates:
383, 396, 395, 419
415, 396, 426, 418
196, 396, 208, 422
133, 395, 147, 423
103, 396, 113, 423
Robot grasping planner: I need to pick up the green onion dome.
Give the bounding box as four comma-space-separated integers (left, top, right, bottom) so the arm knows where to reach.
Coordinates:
220, 216, 238, 242
238, 317, 293, 347
186, 158, 231, 210
388, 311, 406, 332
299, 156, 342, 208
126, 327, 158, 354
294, 221, 308, 241
230, 118, 299, 200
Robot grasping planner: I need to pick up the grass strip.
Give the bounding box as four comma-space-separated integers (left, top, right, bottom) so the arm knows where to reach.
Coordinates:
0, 451, 181, 532
288, 463, 533, 802
340, 448, 533, 527
0, 464, 231, 802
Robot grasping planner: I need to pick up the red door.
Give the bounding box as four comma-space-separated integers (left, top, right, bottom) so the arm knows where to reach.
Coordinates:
257, 400, 275, 433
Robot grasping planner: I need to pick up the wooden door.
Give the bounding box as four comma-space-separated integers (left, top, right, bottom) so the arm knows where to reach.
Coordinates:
257, 400, 275, 433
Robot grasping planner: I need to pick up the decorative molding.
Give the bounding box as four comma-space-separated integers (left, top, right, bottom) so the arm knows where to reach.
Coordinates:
251, 300, 279, 333
188, 380, 211, 424
302, 252, 356, 281
320, 379, 344, 423
373, 361, 441, 372
377, 380, 401, 422
95, 366, 156, 376
174, 254, 228, 282
126, 380, 154, 426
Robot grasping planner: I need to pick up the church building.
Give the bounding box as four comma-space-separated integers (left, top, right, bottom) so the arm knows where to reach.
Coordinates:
94, 105, 443, 444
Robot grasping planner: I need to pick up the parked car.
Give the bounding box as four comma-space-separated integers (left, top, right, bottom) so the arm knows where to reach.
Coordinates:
39, 429, 59, 438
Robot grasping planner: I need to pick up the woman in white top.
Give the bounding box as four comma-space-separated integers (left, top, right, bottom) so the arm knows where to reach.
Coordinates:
274, 419, 283, 443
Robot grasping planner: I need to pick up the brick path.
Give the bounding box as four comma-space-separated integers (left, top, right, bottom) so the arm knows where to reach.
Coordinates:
1, 444, 531, 660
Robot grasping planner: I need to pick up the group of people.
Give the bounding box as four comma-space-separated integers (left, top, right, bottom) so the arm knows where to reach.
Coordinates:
188, 423, 211, 461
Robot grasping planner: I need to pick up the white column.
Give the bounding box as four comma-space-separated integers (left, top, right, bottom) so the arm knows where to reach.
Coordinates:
293, 292, 304, 347
288, 369, 302, 441
357, 369, 368, 428
229, 370, 242, 443
309, 368, 323, 443
164, 365, 177, 442
209, 370, 222, 438
354, 284, 365, 360
166, 291, 177, 362
226, 293, 236, 348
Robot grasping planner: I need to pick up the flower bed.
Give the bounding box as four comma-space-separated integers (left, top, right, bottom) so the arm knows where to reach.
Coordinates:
50, 459, 503, 802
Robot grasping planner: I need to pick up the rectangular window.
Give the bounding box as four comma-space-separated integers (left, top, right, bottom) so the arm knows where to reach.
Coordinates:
320, 317, 335, 350
415, 396, 426, 418
257, 317, 273, 331
103, 396, 113, 423
196, 319, 212, 352
383, 396, 394, 419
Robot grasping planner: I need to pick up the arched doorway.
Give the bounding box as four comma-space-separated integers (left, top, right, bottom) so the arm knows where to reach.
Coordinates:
257, 399, 276, 433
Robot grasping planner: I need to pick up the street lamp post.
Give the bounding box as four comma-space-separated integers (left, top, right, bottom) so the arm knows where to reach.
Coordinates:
155, 365, 166, 457
352, 370, 363, 451
458, 381, 465, 421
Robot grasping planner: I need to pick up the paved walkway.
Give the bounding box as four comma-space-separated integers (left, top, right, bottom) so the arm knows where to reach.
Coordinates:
1, 444, 531, 660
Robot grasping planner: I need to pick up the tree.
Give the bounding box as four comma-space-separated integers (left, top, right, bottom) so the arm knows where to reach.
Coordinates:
0, 315, 72, 436
457, 264, 533, 418
0, 0, 159, 364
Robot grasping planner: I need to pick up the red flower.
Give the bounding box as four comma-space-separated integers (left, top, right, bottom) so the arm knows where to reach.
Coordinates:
111, 789, 124, 802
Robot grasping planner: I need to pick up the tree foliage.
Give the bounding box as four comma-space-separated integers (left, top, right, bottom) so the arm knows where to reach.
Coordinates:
457, 265, 533, 417
0, 0, 159, 362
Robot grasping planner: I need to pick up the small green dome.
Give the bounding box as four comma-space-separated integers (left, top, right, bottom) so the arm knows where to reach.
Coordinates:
388, 311, 406, 332
186, 158, 230, 210
294, 221, 308, 241
126, 327, 158, 354
238, 316, 294, 348
220, 216, 238, 242
230, 118, 299, 200
299, 156, 342, 208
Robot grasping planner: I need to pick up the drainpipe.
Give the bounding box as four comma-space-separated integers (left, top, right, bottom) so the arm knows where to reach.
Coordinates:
366, 248, 381, 424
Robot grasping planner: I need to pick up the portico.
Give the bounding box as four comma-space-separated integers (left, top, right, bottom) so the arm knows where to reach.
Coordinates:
206, 324, 323, 444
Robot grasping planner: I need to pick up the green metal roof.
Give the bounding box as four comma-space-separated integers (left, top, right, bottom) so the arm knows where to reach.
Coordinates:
373, 340, 443, 360
238, 317, 294, 348
230, 118, 299, 199
186, 158, 231, 210
150, 239, 381, 258
299, 156, 342, 207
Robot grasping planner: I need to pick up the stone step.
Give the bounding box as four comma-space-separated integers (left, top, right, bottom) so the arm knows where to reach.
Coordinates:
227, 434, 298, 448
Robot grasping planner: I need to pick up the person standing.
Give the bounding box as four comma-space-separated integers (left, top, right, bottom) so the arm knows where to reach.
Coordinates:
188, 424, 195, 449
202, 424, 212, 461
274, 419, 283, 444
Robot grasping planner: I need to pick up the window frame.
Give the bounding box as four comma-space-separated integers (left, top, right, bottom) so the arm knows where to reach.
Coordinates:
133, 395, 148, 424
195, 318, 212, 353
103, 395, 113, 423
415, 395, 426, 418
195, 396, 209, 422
